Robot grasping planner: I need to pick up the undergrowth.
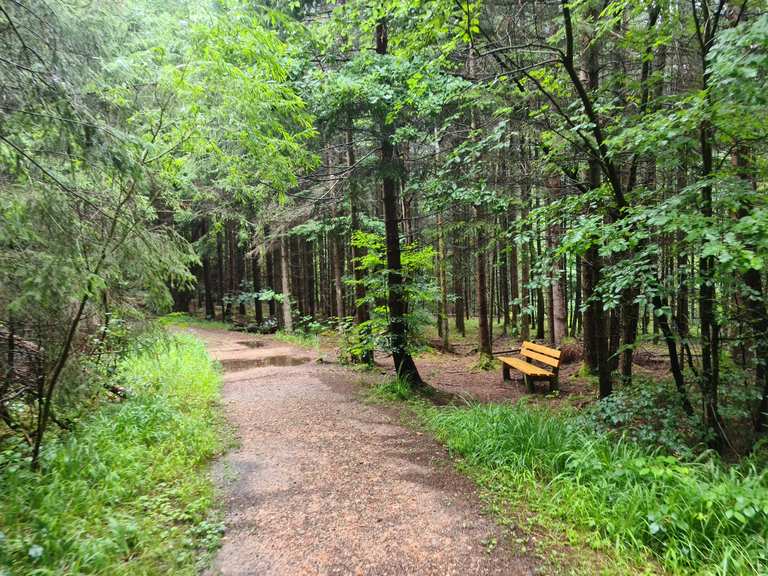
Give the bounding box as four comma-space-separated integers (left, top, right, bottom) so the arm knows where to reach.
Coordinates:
274, 329, 320, 349
158, 311, 232, 331
419, 402, 768, 575
368, 377, 416, 402
0, 333, 227, 575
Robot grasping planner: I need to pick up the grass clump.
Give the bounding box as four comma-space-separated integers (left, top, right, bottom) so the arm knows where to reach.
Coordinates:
369, 378, 416, 402
274, 329, 320, 349
0, 333, 227, 575
421, 402, 768, 575
158, 311, 232, 331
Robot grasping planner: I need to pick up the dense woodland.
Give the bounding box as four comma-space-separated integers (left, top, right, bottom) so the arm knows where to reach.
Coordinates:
4, 0, 768, 456
2, 0, 768, 572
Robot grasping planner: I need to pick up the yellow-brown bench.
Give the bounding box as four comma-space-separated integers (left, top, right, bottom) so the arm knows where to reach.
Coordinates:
499, 341, 561, 393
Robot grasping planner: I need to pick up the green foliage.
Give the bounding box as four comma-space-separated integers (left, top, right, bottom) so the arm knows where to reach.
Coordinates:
369, 377, 416, 402
0, 333, 227, 575
158, 312, 231, 331
474, 353, 499, 371
422, 402, 768, 575
274, 329, 319, 349
585, 377, 705, 458
343, 230, 438, 359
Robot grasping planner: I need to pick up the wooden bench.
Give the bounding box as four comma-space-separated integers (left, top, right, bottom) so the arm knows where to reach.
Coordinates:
499, 341, 561, 393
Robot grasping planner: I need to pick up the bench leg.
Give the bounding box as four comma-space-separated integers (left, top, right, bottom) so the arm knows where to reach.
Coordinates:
502, 364, 511, 383
524, 375, 535, 393
549, 374, 559, 393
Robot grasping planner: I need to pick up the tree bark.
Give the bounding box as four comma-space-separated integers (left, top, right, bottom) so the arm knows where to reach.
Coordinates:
202, 220, 216, 320
280, 232, 293, 332
347, 122, 373, 364
252, 241, 263, 324
377, 18, 422, 385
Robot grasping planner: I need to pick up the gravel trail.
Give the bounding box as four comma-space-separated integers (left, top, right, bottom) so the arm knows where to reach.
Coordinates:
192, 328, 536, 576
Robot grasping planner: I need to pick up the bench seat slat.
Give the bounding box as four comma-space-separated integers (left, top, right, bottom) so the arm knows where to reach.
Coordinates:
499, 356, 553, 378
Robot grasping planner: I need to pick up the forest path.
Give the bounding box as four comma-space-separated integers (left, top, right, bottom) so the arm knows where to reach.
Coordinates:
188, 327, 537, 576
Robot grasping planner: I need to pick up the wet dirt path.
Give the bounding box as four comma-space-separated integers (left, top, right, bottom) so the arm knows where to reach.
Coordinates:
191, 327, 536, 576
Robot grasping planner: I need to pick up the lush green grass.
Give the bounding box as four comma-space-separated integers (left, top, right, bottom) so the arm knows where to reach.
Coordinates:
158, 311, 232, 331
419, 402, 768, 575
274, 329, 320, 349
0, 333, 227, 575
367, 378, 416, 402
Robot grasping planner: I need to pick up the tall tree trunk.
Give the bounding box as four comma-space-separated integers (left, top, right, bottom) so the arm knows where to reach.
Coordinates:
579, 6, 607, 396
347, 122, 373, 364
202, 220, 216, 320
731, 148, 768, 434
691, 0, 727, 451
252, 241, 263, 324
547, 201, 567, 346
216, 231, 225, 320
475, 210, 491, 356
377, 18, 422, 385
305, 238, 316, 317
265, 225, 276, 317
332, 211, 345, 320
520, 139, 531, 342
500, 218, 511, 337
535, 204, 545, 340
280, 232, 293, 332
224, 223, 235, 321
437, 213, 450, 351
236, 244, 246, 317
453, 235, 466, 337
571, 255, 581, 337
509, 211, 520, 334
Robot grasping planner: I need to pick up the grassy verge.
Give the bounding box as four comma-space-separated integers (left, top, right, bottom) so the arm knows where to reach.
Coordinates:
423, 402, 767, 575
274, 329, 320, 349
368, 379, 768, 575
157, 311, 232, 331
0, 333, 227, 575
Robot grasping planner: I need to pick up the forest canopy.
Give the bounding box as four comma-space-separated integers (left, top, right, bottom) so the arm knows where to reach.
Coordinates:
4, 0, 768, 457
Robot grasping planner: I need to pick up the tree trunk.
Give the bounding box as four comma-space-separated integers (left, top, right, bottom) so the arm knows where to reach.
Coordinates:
437, 213, 450, 351
549, 222, 567, 345
332, 213, 345, 320
216, 231, 225, 320
202, 220, 216, 320
475, 208, 491, 356
252, 242, 263, 324
377, 18, 422, 386
280, 232, 293, 332
453, 236, 466, 337
347, 122, 373, 364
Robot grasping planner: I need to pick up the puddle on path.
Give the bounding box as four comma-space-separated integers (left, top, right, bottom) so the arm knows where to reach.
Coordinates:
220, 356, 312, 372
237, 341, 265, 349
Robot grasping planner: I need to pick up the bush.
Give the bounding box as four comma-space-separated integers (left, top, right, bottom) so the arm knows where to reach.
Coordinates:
0, 333, 226, 575
585, 377, 705, 458
423, 402, 768, 575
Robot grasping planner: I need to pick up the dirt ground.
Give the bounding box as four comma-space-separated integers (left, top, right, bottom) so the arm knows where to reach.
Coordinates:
190, 327, 540, 576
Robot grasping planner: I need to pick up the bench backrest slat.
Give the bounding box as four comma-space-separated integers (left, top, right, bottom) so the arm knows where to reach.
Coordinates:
521, 348, 560, 368
522, 341, 561, 359
521, 341, 561, 371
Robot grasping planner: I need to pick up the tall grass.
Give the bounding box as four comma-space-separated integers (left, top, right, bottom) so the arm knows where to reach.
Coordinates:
0, 334, 226, 575
368, 377, 416, 402
422, 403, 768, 575
274, 329, 320, 349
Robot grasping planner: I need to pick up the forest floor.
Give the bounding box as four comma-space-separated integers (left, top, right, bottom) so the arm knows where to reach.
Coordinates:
311, 323, 672, 411
189, 326, 558, 576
